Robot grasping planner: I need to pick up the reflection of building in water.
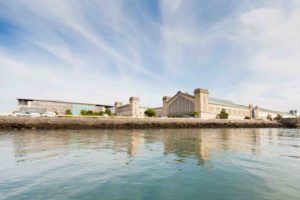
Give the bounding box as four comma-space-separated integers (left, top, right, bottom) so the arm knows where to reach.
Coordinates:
9, 129, 285, 165
161, 130, 205, 164
10, 130, 148, 162
197, 129, 257, 161
128, 132, 144, 157
160, 129, 283, 164
198, 129, 284, 161
11, 131, 73, 161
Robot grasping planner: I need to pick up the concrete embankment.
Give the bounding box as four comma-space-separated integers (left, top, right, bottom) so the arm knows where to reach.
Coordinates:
0, 116, 284, 130
281, 118, 300, 128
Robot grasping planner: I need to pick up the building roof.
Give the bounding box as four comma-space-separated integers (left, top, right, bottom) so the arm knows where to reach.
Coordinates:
153, 107, 163, 109
208, 97, 249, 109
17, 98, 113, 108
259, 108, 292, 115
116, 104, 130, 109
164, 90, 293, 115
167, 91, 250, 109
140, 106, 150, 109
166, 91, 194, 103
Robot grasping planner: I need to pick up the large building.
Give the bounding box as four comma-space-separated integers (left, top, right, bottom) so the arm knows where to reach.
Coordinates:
17, 98, 113, 115
115, 97, 148, 117
157, 88, 296, 120
17, 87, 297, 119
289, 110, 299, 116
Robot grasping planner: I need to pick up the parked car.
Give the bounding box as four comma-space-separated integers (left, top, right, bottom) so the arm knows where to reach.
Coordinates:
15, 112, 31, 117
30, 113, 41, 117
42, 112, 57, 117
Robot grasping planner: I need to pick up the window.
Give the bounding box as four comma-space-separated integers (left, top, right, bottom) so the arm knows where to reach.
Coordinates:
19, 100, 28, 106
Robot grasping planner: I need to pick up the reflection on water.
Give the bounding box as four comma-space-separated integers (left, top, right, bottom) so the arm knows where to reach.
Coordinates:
5, 129, 300, 164
0, 128, 300, 200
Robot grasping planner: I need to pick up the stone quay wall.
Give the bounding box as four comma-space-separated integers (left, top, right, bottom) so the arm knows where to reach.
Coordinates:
281, 118, 300, 128
0, 116, 285, 130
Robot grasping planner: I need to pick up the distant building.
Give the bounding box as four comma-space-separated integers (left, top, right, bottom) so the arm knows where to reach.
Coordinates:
289, 110, 299, 116
254, 107, 295, 119
153, 107, 163, 117
17, 87, 297, 119
115, 97, 148, 117
157, 88, 296, 120
17, 98, 113, 115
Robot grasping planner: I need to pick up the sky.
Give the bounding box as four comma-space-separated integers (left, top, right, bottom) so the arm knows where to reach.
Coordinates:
0, 0, 300, 113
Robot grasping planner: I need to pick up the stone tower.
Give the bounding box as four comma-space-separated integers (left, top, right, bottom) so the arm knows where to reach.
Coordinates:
162, 96, 171, 116
194, 88, 209, 119
114, 101, 123, 113
249, 104, 253, 119
129, 97, 140, 117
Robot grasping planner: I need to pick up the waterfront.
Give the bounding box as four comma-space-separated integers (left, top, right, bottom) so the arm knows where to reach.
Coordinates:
0, 116, 284, 130
0, 129, 300, 200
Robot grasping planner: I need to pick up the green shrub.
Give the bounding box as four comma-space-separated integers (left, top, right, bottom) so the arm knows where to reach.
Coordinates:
144, 108, 156, 117
105, 109, 112, 116
193, 111, 199, 118
80, 110, 87, 115
81, 109, 104, 116
65, 109, 72, 115
274, 114, 282, 121
267, 114, 273, 121
86, 110, 93, 115
218, 109, 229, 119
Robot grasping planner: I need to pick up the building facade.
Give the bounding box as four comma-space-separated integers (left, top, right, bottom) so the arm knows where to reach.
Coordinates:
115, 97, 147, 117
289, 110, 299, 116
17, 98, 113, 115
254, 107, 295, 119
159, 88, 296, 120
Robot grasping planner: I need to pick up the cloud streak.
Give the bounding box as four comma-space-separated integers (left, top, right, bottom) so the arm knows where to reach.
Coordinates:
0, 0, 299, 112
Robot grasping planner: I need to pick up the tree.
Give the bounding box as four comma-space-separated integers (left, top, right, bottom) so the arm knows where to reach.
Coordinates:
144, 108, 156, 117
267, 114, 273, 121
193, 111, 199, 118
81, 110, 87, 115
274, 114, 282, 121
87, 110, 93, 115
218, 109, 229, 119
65, 109, 72, 115
105, 109, 112, 116
98, 111, 104, 116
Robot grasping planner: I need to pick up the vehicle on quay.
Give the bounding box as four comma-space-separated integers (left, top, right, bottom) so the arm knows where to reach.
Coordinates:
15, 112, 31, 117
30, 113, 41, 117
42, 112, 57, 117
14, 112, 41, 117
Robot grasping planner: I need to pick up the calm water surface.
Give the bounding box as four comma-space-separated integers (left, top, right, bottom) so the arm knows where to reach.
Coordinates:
0, 128, 300, 200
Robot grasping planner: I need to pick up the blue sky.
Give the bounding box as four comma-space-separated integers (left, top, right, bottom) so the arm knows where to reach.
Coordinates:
0, 0, 299, 113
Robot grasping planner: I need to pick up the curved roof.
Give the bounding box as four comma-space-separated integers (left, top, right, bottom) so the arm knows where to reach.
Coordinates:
17, 98, 113, 108
208, 97, 249, 109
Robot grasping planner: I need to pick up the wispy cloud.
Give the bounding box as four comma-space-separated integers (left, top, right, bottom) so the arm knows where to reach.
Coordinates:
0, 0, 299, 112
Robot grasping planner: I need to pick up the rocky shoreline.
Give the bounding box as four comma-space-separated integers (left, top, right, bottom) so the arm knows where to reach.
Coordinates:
0, 116, 287, 130
281, 117, 300, 128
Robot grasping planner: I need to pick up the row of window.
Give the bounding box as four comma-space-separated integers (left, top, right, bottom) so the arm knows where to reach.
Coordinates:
18, 100, 29, 106
168, 97, 194, 114
209, 106, 249, 116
